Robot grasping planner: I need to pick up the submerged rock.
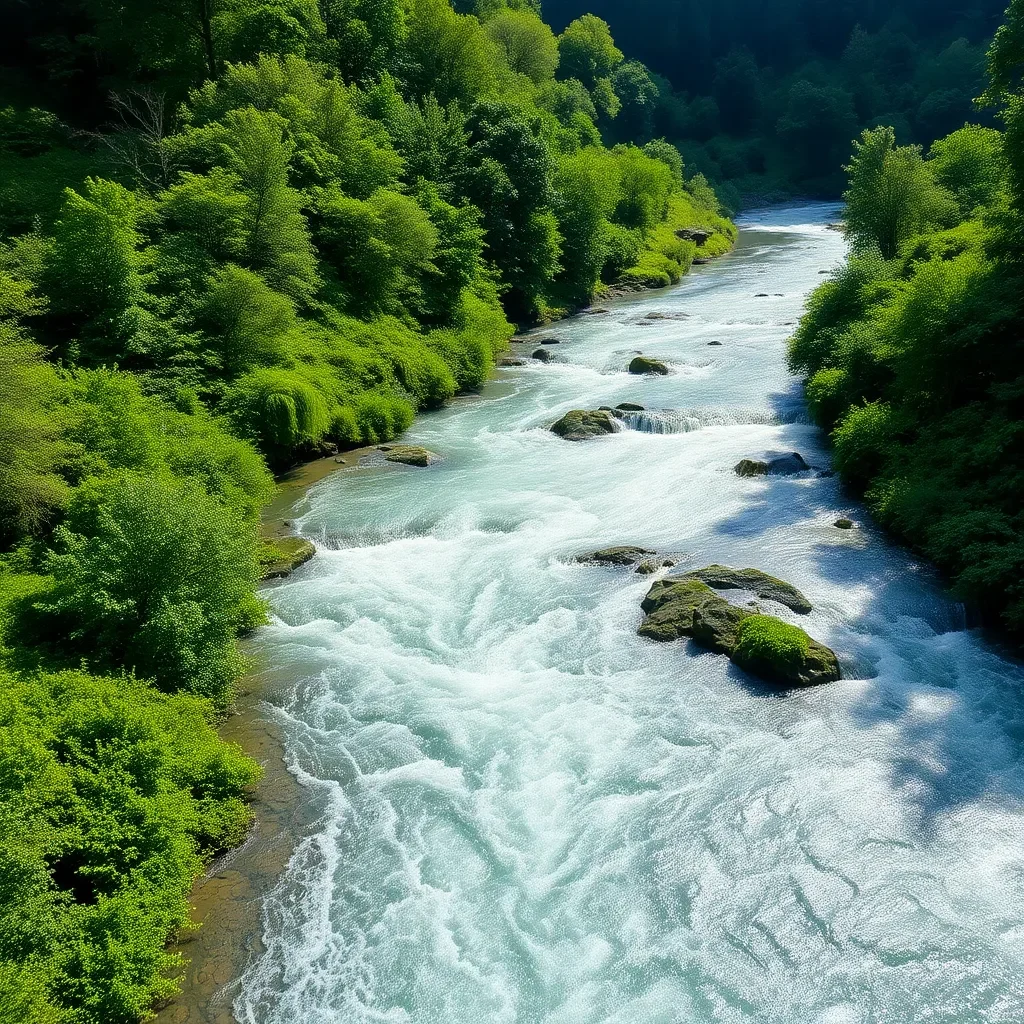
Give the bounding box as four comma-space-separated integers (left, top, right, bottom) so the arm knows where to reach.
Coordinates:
550, 409, 618, 441
532, 348, 553, 363
638, 580, 839, 686
383, 445, 441, 467
498, 357, 526, 367
629, 356, 670, 375
262, 537, 317, 580
707, 340, 723, 346
680, 565, 813, 614
537, 337, 561, 345
734, 452, 811, 477
578, 546, 656, 566
635, 561, 660, 575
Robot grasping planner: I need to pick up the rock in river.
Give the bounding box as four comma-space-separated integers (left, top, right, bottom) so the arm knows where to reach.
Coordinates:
262, 537, 317, 580
383, 445, 441, 467
638, 579, 840, 687
680, 565, 813, 614
734, 452, 811, 477
629, 356, 670, 375
532, 348, 553, 363
578, 546, 656, 566
550, 409, 619, 441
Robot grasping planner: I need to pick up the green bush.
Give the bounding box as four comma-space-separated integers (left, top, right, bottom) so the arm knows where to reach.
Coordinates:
35, 472, 264, 703
0, 668, 260, 1024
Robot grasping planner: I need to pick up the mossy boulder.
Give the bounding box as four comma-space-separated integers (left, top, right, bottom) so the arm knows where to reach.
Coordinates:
638, 581, 840, 687
261, 537, 317, 580
616, 402, 645, 411
734, 452, 811, 477
835, 518, 855, 530
550, 410, 618, 441
629, 356, 670, 375
579, 546, 655, 566
383, 445, 440, 467
681, 565, 812, 614
638, 579, 739, 645
732, 615, 841, 687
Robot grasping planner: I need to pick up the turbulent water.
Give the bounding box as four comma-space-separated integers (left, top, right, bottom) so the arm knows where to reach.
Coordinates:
237, 206, 1024, 1024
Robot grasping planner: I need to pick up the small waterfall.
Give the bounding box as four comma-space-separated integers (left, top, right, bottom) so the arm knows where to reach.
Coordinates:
617, 406, 812, 434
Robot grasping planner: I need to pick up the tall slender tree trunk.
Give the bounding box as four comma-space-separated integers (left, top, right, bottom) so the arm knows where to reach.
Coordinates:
197, 0, 218, 79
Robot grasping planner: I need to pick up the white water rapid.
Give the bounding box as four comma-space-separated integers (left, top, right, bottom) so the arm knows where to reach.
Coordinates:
236, 206, 1024, 1024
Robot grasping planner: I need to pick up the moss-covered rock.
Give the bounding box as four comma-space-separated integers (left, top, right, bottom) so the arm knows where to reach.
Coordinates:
578, 546, 655, 566
629, 356, 670, 375
383, 445, 440, 467
735, 452, 812, 477
681, 565, 813, 614
550, 410, 619, 441
261, 537, 317, 580
835, 518, 855, 530
532, 348, 553, 362
638, 579, 735, 643
638, 581, 840, 687
732, 615, 841, 687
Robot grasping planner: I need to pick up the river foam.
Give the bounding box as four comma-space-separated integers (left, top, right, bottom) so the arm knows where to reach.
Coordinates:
237, 204, 1024, 1023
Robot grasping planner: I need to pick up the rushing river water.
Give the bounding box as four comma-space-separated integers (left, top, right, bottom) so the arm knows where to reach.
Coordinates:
236, 206, 1024, 1023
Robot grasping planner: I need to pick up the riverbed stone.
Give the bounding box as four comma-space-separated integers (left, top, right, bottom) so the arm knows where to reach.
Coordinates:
261, 537, 317, 580
551, 410, 619, 441
680, 565, 813, 614
616, 402, 646, 411
532, 348, 553, 362
629, 356, 670, 375
835, 518, 855, 530
638, 580, 840, 686
731, 617, 841, 687
579, 546, 655, 566
384, 445, 441, 467
735, 452, 811, 477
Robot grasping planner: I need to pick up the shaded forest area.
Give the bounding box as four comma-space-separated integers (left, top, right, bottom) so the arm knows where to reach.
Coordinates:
547, 0, 1009, 200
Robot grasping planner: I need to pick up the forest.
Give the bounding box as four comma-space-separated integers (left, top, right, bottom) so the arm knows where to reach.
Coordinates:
3, 0, 1024, 1021
0, 2, 731, 1021
548, 0, 1010, 202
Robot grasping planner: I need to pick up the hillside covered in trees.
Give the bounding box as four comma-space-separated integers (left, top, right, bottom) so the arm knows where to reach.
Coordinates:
548, 0, 1009, 200
789, 4, 1024, 640
0, 3, 732, 1021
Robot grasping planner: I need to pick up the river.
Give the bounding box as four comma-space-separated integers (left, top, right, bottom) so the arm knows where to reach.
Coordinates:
231, 205, 1024, 1023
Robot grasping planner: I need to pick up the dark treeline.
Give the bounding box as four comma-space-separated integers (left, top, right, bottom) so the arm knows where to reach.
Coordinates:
546, 0, 1009, 199
0, 3, 732, 1021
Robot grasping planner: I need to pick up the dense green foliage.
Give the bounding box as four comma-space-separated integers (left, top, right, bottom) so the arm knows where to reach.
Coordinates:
0, 3, 733, 1021
790, 4, 1024, 639
547, 0, 1007, 199
0, 669, 260, 1024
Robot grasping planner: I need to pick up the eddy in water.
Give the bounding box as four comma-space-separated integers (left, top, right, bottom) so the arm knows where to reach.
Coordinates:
236, 205, 1024, 1023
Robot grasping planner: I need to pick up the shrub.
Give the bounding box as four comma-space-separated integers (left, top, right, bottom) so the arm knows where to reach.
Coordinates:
0, 669, 260, 1024
35, 472, 263, 703
222, 368, 331, 464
